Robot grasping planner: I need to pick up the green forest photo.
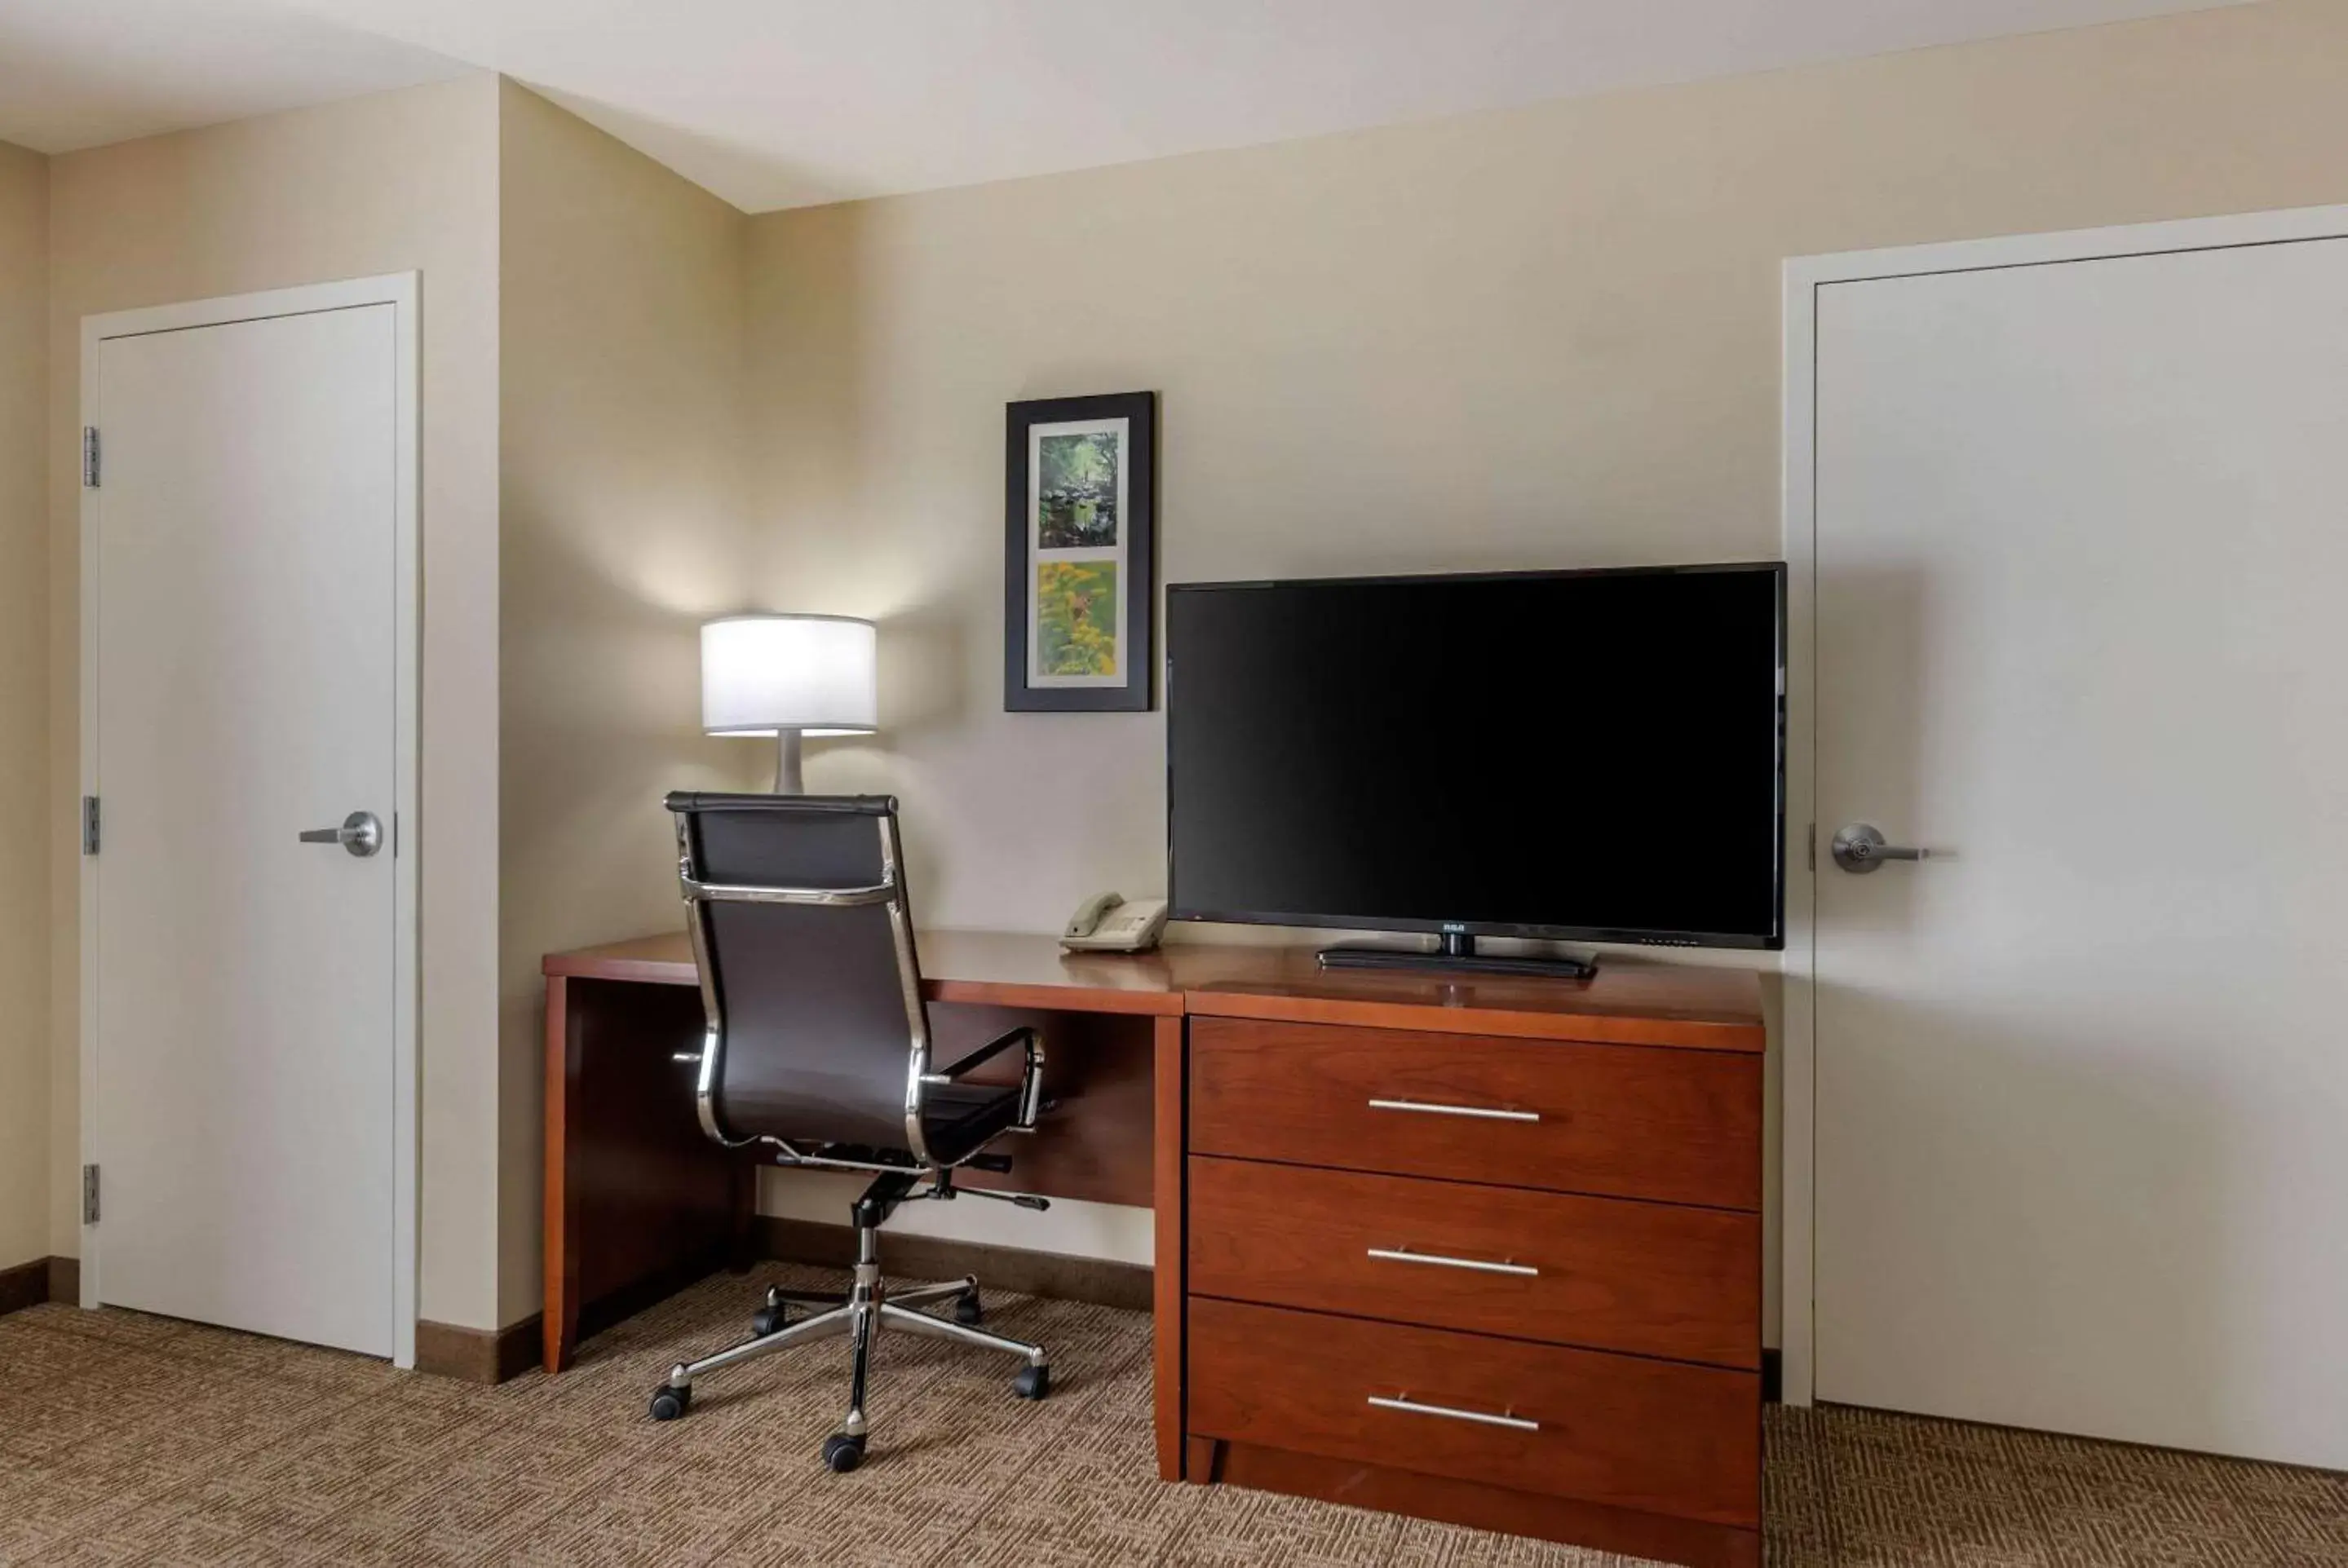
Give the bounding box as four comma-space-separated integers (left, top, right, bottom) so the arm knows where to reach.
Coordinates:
1037, 430, 1121, 549
1035, 561, 1118, 677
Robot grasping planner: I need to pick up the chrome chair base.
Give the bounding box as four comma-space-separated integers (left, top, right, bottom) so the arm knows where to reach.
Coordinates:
648, 1190, 1050, 1470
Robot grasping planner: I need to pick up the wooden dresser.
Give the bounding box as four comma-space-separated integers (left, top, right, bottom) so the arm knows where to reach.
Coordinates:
1171, 965, 1766, 1568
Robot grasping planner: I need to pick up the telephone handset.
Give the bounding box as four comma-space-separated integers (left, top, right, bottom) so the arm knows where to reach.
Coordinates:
1060, 891, 1170, 953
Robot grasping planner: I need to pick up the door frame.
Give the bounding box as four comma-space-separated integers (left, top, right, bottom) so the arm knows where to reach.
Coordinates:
1779, 204, 2348, 1409
78, 274, 422, 1368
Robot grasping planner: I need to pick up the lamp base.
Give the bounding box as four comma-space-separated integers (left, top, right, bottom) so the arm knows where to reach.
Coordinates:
773, 730, 804, 794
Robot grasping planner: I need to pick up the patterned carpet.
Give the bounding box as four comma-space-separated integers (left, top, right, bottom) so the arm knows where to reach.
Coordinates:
2, 1267, 2342, 1566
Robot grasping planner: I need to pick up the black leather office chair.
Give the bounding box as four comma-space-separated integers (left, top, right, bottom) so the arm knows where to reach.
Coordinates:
648, 792, 1051, 1472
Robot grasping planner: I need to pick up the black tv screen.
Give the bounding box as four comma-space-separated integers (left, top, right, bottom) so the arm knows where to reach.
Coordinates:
1166, 563, 1786, 950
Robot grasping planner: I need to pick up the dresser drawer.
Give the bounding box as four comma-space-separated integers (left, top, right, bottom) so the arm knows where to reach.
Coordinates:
1187, 1297, 1760, 1527
1187, 1018, 1761, 1210
1187, 1156, 1759, 1368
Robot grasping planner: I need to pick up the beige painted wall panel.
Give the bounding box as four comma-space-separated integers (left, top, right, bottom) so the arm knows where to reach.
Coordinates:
496, 82, 755, 1326
0, 141, 49, 1274
46, 76, 505, 1327
23, 0, 2348, 1331
742, 0, 2348, 1326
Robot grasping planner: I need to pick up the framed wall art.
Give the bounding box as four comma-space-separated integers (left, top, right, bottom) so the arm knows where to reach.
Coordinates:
1003, 391, 1156, 712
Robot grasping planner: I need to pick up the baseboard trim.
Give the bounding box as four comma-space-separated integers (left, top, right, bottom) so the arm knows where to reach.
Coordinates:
0, 1257, 47, 1317
37, 1239, 1763, 1395
754, 1217, 1153, 1313
13, 1255, 540, 1384
415, 1314, 544, 1384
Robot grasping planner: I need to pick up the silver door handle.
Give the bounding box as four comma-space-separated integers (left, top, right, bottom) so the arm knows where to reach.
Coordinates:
299, 811, 382, 858
1830, 822, 1927, 874
1367, 1394, 1539, 1433
1368, 1098, 1539, 1123
1368, 1246, 1538, 1278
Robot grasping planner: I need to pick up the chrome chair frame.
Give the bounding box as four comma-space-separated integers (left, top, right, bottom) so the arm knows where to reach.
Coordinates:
652, 802, 1052, 1469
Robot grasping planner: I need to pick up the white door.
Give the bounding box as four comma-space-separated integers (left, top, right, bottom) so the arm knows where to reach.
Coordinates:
89, 300, 401, 1357
1809, 232, 2348, 1469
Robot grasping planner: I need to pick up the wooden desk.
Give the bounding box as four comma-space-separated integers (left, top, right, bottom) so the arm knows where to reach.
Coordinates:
541, 930, 1185, 1354
543, 930, 1764, 1566
545, 928, 1764, 1044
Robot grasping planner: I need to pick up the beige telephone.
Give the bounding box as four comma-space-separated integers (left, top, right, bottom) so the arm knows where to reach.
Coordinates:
1060, 891, 1170, 953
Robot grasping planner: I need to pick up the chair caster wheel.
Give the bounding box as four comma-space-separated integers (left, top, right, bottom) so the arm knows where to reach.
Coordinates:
752, 1305, 789, 1337
1012, 1364, 1050, 1401
821, 1433, 866, 1473
648, 1385, 692, 1421
953, 1292, 984, 1326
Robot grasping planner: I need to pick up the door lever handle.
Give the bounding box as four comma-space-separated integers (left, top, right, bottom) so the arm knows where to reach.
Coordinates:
300, 811, 383, 858
1830, 822, 1926, 873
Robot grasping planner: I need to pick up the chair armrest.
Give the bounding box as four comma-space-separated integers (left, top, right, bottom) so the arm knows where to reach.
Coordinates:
926, 1025, 1046, 1129
934, 1024, 1036, 1078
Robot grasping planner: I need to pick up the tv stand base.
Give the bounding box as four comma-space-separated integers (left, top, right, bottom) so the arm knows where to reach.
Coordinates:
1316, 932, 1596, 980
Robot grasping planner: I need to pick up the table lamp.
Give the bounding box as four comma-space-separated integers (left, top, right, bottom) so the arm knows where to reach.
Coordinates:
701, 613, 878, 793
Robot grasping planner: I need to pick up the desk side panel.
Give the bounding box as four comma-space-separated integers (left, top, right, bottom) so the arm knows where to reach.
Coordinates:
558, 979, 739, 1351
1155, 1014, 1186, 1481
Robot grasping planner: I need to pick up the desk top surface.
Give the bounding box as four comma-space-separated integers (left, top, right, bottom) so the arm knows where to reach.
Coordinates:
546, 929, 1766, 1052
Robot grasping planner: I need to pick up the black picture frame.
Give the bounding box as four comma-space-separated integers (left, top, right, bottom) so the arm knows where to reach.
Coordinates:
1004, 391, 1157, 712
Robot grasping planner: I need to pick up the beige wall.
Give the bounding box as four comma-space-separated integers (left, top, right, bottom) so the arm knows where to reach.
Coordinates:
0, 141, 49, 1273
47, 76, 507, 1327
23, 0, 2348, 1334
496, 82, 756, 1325
741, 0, 2348, 1323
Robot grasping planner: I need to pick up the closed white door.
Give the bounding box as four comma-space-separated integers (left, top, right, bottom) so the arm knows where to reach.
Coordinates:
90, 302, 400, 1357
1811, 233, 2348, 1469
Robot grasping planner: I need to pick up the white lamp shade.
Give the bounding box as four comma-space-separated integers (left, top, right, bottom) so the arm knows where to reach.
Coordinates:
701, 614, 878, 736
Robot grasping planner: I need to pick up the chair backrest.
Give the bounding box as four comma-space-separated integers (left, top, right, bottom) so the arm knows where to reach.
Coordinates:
665, 792, 932, 1155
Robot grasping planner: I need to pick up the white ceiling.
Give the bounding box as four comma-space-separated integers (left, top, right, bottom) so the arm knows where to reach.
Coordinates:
3, 0, 2253, 212
0, 0, 469, 156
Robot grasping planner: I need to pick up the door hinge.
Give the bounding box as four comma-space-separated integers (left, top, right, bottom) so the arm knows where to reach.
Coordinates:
83, 1164, 99, 1225
1806, 821, 1816, 872
82, 795, 100, 855
82, 426, 99, 488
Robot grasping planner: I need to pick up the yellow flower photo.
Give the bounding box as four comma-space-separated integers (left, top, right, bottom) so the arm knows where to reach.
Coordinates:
1035, 561, 1118, 678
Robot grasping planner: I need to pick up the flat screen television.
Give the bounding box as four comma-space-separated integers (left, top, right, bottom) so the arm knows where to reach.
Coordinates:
1165, 563, 1786, 974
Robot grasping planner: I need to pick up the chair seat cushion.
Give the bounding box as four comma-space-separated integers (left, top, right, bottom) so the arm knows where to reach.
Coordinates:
918, 1081, 1026, 1166
798, 1080, 1024, 1171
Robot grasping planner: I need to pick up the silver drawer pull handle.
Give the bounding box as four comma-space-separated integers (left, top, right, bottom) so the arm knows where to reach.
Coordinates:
1367, 1098, 1539, 1123
671, 1052, 704, 1065
1367, 1246, 1537, 1278
1368, 1394, 1539, 1433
